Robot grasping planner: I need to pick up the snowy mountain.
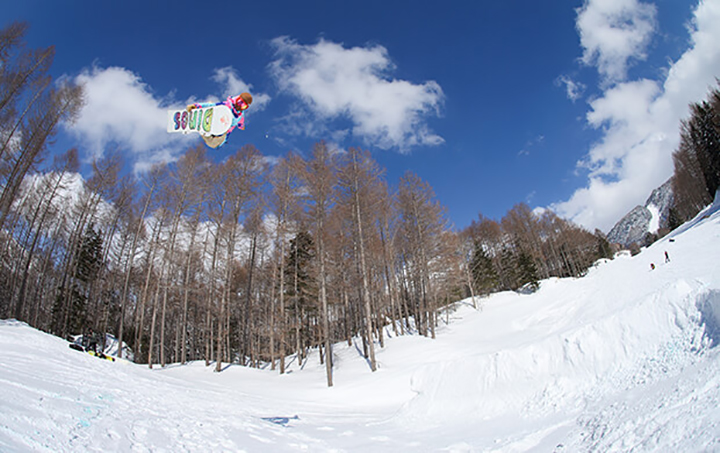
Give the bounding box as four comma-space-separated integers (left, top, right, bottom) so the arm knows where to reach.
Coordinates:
607, 179, 674, 246
1, 198, 720, 451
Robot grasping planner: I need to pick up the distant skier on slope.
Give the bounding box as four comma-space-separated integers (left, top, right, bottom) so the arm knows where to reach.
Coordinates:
186, 92, 253, 148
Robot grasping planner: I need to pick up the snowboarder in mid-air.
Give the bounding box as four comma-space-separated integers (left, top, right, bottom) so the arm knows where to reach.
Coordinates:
186, 92, 253, 148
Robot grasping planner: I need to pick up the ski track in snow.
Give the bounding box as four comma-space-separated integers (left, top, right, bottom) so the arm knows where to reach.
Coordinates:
2, 202, 720, 452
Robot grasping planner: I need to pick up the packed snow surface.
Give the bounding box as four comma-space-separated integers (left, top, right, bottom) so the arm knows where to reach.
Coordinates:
2, 203, 720, 452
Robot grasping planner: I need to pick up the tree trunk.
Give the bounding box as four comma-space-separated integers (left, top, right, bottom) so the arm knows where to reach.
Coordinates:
119, 180, 158, 359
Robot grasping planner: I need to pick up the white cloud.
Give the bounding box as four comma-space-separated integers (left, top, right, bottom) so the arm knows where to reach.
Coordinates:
556, 75, 586, 102
576, 0, 657, 84
268, 37, 444, 152
553, 0, 720, 233
67, 66, 182, 169
582, 79, 664, 176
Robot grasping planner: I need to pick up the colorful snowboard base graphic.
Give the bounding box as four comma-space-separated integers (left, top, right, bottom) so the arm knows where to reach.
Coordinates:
167, 104, 233, 136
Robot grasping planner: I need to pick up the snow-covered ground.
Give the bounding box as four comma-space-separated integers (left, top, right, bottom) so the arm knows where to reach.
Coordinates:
2, 202, 720, 452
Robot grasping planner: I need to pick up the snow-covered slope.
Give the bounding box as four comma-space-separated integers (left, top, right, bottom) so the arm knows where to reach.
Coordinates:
2, 201, 720, 452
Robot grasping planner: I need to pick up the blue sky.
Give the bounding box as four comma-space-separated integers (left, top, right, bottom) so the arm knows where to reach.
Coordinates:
5, 0, 720, 232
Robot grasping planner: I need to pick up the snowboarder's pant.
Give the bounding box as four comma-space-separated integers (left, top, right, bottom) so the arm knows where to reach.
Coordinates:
202, 133, 227, 148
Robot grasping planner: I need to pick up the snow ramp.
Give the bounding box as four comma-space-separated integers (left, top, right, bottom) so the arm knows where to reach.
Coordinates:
397, 204, 720, 429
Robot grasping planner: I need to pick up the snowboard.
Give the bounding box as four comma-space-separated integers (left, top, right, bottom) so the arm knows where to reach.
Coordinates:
87, 350, 116, 362
167, 104, 233, 136
68, 342, 116, 362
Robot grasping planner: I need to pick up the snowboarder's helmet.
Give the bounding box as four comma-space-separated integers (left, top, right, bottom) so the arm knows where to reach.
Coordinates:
234, 92, 253, 110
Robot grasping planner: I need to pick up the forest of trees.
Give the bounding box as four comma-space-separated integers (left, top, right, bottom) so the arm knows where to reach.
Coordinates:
0, 135, 614, 384
7, 22, 715, 387
671, 82, 720, 225
463, 206, 612, 298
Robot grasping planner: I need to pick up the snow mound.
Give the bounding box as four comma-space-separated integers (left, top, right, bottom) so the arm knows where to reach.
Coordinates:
396, 203, 720, 439
401, 282, 716, 425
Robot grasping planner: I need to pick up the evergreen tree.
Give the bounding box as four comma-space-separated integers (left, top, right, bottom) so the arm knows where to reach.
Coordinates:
470, 241, 498, 295
76, 224, 104, 335
642, 232, 658, 248
51, 224, 104, 336
284, 230, 317, 366
688, 99, 720, 197
594, 229, 613, 260
65, 285, 87, 337
667, 207, 683, 231
76, 223, 104, 284
516, 249, 539, 292
671, 83, 720, 221
285, 231, 317, 317
498, 246, 518, 290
